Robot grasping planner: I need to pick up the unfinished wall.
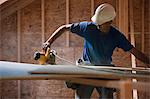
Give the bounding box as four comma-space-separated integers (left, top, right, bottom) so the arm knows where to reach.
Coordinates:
133, 0, 150, 99
0, 0, 149, 99
0, 12, 19, 99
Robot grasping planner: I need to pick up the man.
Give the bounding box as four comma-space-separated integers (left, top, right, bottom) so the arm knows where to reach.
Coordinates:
43, 3, 149, 99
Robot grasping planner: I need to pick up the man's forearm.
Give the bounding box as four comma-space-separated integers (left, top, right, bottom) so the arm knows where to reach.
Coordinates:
46, 24, 71, 45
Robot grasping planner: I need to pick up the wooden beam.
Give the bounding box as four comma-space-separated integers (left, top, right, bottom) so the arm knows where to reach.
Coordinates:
91, 0, 94, 16
17, 80, 21, 99
118, 0, 129, 38
129, 0, 138, 99
1, 0, 35, 20
17, 10, 21, 99
129, 0, 136, 65
0, 0, 9, 5
41, 0, 45, 44
124, 0, 129, 38
119, 80, 132, 99
0, 0, 18, 10
66, 0, 69, 47
79, 65, 149, 72
115, 0, 119, 27
141, 0, 145, 52
17, 10, 21, 62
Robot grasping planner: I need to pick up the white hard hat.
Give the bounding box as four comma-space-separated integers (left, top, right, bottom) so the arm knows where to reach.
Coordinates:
91, 3, 116, 25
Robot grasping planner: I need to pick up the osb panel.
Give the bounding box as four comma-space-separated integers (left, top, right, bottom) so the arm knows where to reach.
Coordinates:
69, 0, 91, 47
94, 0, 116, 9
53, 47, 75, 64
138, 78, 150, 99
20, 80, 36, 98
0, 11, 18, 99
74, 47, 83, 61
145, 34, 150, 55
1, 13, 17, 61
135, 34, 142, 51
21, 0, 41, 63
45, 0, 66, 47
133, 0, 142, 32
1, 80, 18, 98
32, 80, 74, 98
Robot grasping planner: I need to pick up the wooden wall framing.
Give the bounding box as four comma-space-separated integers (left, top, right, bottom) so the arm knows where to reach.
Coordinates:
0, 0, 149, 99
141, 0, 145, 52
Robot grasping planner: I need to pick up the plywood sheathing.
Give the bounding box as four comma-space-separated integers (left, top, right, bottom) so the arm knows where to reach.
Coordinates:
1, 80, 18, 98
1, 13, 18, 61
45, 0, 66, 47
20, 0, 41, 63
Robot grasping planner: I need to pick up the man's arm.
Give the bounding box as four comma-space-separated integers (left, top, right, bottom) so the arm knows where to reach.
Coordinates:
129, 47, 150, 66
46, 24, 71, 45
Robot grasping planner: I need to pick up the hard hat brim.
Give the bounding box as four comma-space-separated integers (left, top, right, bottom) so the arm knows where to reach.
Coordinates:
91, 14, 104, 25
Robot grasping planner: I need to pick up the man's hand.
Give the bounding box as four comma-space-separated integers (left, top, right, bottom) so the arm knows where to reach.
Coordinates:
42, 42, 50, 52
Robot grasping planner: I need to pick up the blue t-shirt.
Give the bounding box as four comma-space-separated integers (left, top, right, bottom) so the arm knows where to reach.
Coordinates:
70, 22, 133, 65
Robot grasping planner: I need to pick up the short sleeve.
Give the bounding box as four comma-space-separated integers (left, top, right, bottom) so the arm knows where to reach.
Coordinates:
117, 33, 134, 52
69, 22, 88, 37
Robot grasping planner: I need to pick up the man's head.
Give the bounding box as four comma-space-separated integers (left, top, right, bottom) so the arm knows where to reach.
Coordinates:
91, 3, 116, 33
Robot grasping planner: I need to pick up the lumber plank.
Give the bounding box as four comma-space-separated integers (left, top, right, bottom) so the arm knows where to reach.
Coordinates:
0, 0, 9, 5
41, 0, 45, 43
141, 0, 145, 52
118, 0, 129, 38
78, 65, 150, 72
129, 0, 138, 99
0, 61, 149, 80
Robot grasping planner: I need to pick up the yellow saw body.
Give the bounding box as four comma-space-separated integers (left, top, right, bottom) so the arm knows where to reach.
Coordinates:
34, 48, 56, 65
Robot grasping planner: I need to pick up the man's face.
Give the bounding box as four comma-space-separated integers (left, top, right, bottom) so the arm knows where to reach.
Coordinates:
97, 21, 112, 34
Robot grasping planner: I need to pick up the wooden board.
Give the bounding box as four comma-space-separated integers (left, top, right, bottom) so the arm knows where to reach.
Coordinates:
0, 61, 118, 80
79, 65, 150, 73
0, 61, 149, 80
0, 0, 8, 5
